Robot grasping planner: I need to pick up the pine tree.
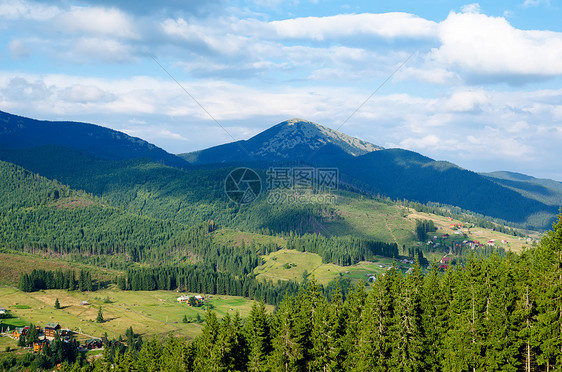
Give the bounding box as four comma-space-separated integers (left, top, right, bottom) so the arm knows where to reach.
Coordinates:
268, 296, 304, 371
96, 306, 104, 323
194, 310, 220, 371
26, 323, 39, 346
54, 298, 60, 309
245, 302, 271, 371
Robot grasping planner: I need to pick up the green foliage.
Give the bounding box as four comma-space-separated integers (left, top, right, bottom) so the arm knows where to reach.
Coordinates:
17, 268, 91, 292
54, 298, 60, 309
96, 307, 104, 323
287, 234, 399, 266
415, 219, 436, 241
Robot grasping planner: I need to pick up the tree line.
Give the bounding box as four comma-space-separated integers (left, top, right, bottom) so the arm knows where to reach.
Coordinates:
286, 233, 400, 266
17, 268, 94, 292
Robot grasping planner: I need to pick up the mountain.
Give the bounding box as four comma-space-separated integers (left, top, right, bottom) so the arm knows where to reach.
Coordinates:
179, 118, 382, 164
482, 171, 562, 207
182, 118, 558, 227
0, 112, 557, 228
0, 110, 189, 168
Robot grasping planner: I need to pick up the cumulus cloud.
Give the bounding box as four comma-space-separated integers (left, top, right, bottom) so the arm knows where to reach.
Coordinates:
430, 10, 562, 83
55, 6, 139, 39
263, 13, 438, 41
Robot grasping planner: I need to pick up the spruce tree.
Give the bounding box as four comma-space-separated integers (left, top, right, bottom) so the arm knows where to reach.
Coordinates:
96, 306, 104, 323
245, 302, 271, 371
54, 298, 60, 309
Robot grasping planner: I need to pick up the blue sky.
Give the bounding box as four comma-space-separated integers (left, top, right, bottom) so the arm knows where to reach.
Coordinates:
2, 0, 562, 180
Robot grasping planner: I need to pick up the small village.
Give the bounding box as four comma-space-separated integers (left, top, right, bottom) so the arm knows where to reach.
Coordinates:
3, 321, 103, 353
1, 305, 104, 357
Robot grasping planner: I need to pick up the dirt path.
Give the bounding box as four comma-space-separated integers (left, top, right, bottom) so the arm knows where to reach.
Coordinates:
385, 218, 399, 246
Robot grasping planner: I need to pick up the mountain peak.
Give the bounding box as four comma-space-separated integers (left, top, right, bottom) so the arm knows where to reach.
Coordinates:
180, 118, 382, 164
252, 118, 383, 158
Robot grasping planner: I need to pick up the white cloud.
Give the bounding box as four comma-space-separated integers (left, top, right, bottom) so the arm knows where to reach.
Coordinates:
461, 3, 481, 14
397, 67, 460, 85
55, 6, 138, 39
58, 85, 115, 103
0, 0, 59, 21
442, 89, 488, 112
68, 38, 136, 63
265, 13, 438, 40
431, 11, 562, 82
522, 0, 551, 8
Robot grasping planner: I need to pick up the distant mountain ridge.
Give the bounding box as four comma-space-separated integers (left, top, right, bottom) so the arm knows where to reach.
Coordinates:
180, 118, 382, 164
0, 111, 558, 228
482, 171, 562, 207
0, 110, 188, 168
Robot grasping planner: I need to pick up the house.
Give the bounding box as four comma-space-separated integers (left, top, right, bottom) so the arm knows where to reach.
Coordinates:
194, 295, 204, 302
33, 339, 49, 353
177, 295, 190, 303
44, 323, 61, 337
12, 326, 29, 338
440, 256, 452, 264
0, 307, 6, 315
81, 301, 89, 306
368, 275, 377, 282
84, 338, 103, 349
442, 234, 449, 238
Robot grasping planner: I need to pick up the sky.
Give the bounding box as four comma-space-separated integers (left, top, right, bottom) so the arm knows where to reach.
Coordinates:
1, 0, 562, 180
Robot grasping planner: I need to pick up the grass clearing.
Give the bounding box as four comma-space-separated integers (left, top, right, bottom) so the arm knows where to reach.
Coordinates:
0, 287, 271, 341
255, 249, 410, 286
327, 195, 416, 250
0, 250, 121, 286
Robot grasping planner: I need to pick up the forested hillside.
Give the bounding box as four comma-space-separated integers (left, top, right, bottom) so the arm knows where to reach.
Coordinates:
9, 215, 559, 371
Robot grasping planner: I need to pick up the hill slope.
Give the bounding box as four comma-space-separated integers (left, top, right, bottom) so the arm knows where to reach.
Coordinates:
0, 110, 189, 168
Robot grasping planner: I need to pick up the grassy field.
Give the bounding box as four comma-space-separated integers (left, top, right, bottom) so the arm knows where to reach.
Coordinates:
0, 287, 271, 341
325, 194, 417, 249
0, 249, 121, 286
254, 249, 409, 286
